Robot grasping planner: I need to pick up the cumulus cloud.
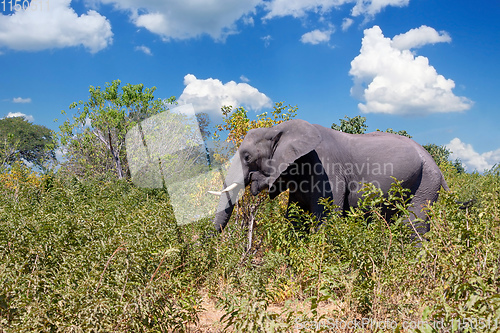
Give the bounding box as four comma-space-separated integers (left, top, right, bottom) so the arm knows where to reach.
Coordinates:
135, 45, 152, 55
6, 112, 34, 122
392, 25, 451, 50
0, 0, 112, 53
98, 0, 260, 41
300, 29, 333, 45
178, 74, 272, 117
13, 97, 32, 104
264, 0, 409, 19
240, 75, 250, 82
349, 25, 473, 115
446, 138, 500, 172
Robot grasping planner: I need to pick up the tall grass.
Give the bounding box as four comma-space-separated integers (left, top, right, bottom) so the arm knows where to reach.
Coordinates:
1, 165, 499, 332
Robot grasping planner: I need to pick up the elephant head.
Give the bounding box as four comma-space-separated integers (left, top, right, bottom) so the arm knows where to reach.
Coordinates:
210, 119, 322, 232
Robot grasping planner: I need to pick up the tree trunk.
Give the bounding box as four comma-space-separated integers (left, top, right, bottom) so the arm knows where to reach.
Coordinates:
107, 129, 124, 179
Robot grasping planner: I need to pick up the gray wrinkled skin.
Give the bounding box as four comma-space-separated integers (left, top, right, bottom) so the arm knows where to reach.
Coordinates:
213, 119, 448, 239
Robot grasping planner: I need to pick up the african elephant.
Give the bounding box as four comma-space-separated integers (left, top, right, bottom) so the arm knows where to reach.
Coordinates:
209, 119, 449, 239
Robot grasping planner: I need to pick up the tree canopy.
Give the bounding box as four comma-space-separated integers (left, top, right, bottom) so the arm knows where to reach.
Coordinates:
423, 143, 465, 173
331, 115, 412, 138
58, 80, 176, 180
331, 115, 368, 134
0, 116, 56, 170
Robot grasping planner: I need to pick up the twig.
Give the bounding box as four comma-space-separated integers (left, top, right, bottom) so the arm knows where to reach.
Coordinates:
155, 262, 188, 283
120, 257, 129, 302
26, 253, 39, 298
407, 217, 424, 243
96, 243, 127, 293
150, 251, 170, 284
466, 206, 470, 248
150, 248, 181, 283
374, 210, 392, 262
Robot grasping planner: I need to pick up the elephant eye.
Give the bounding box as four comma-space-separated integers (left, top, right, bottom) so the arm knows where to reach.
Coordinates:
243, 154, 251, 163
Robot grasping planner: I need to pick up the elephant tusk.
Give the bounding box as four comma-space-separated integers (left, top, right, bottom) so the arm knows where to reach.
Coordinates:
222, 182, 240, 192
207, 182, 241, 196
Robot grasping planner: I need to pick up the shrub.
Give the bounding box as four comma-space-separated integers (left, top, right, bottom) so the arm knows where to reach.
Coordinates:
1, 158, 499, 332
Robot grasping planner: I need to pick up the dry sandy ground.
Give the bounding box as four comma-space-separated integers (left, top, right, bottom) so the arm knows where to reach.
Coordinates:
188, 294, 349, 332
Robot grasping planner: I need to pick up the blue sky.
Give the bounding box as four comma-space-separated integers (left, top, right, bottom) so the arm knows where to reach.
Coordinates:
1, 0, 499, 171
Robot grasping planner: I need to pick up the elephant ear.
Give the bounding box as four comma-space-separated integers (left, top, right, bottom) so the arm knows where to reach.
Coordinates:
266, 119, 322, 188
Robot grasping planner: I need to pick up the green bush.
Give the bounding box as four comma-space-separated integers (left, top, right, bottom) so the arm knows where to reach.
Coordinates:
1, 165, 499, 332
0, 178, 204, 331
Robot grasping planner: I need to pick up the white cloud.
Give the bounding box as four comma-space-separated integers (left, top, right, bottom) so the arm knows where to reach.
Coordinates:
135, 45, 152, 55
240, 75, 250, 82
349, 25, 473, 115
13, 97, 32, 104
98, 0, 260, 41
351, 0, 409, 17
0, 0, 112, 53
178, 74, 272, 117
264, 0, 350, 19
392, 25, 451, 50
263, 0, 409, 19
446, 138, 500, 172
300, 29, 333, 45
341, 17, 354, 31
6, 112, 34, 122
242, 15, 255, 26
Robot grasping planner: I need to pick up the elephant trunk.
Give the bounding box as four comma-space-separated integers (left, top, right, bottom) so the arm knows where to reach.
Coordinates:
212, 153, 246, 232
214, 199, 236, 232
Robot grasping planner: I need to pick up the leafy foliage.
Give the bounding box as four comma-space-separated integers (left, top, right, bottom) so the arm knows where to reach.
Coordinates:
213, 102, 297, 159
1, 151, 499, 332
2, 101, 500, 332
57, 130, 120, 181
423, 144, 452, 166
211, 102, 298, 252
424, 143, 466, 173
331, 114, 412, 138
331, 115, 368, 134
58, 80, 176, 180
0, 178, 206, 331
383, 127, 412, 138
0, 117, 56, 171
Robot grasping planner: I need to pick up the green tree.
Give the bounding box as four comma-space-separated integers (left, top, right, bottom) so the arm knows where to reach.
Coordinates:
0, 133, 18, 171
59, 80, 175, 179
423, 143, 451, 166
0, 117, 56, 171
382, 128, 412, 138
423, 143, 465, 173
331, 115, 368, 134
331, 115, 412, 138
57, 131, 118, 180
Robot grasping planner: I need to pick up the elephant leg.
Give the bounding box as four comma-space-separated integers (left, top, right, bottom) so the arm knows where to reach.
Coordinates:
285, 192, 323, 233
407, 201, 431, 240
407, 165, 442, 241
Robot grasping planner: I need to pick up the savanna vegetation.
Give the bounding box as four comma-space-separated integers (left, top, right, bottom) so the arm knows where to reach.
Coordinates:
1, 81, 499, 332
